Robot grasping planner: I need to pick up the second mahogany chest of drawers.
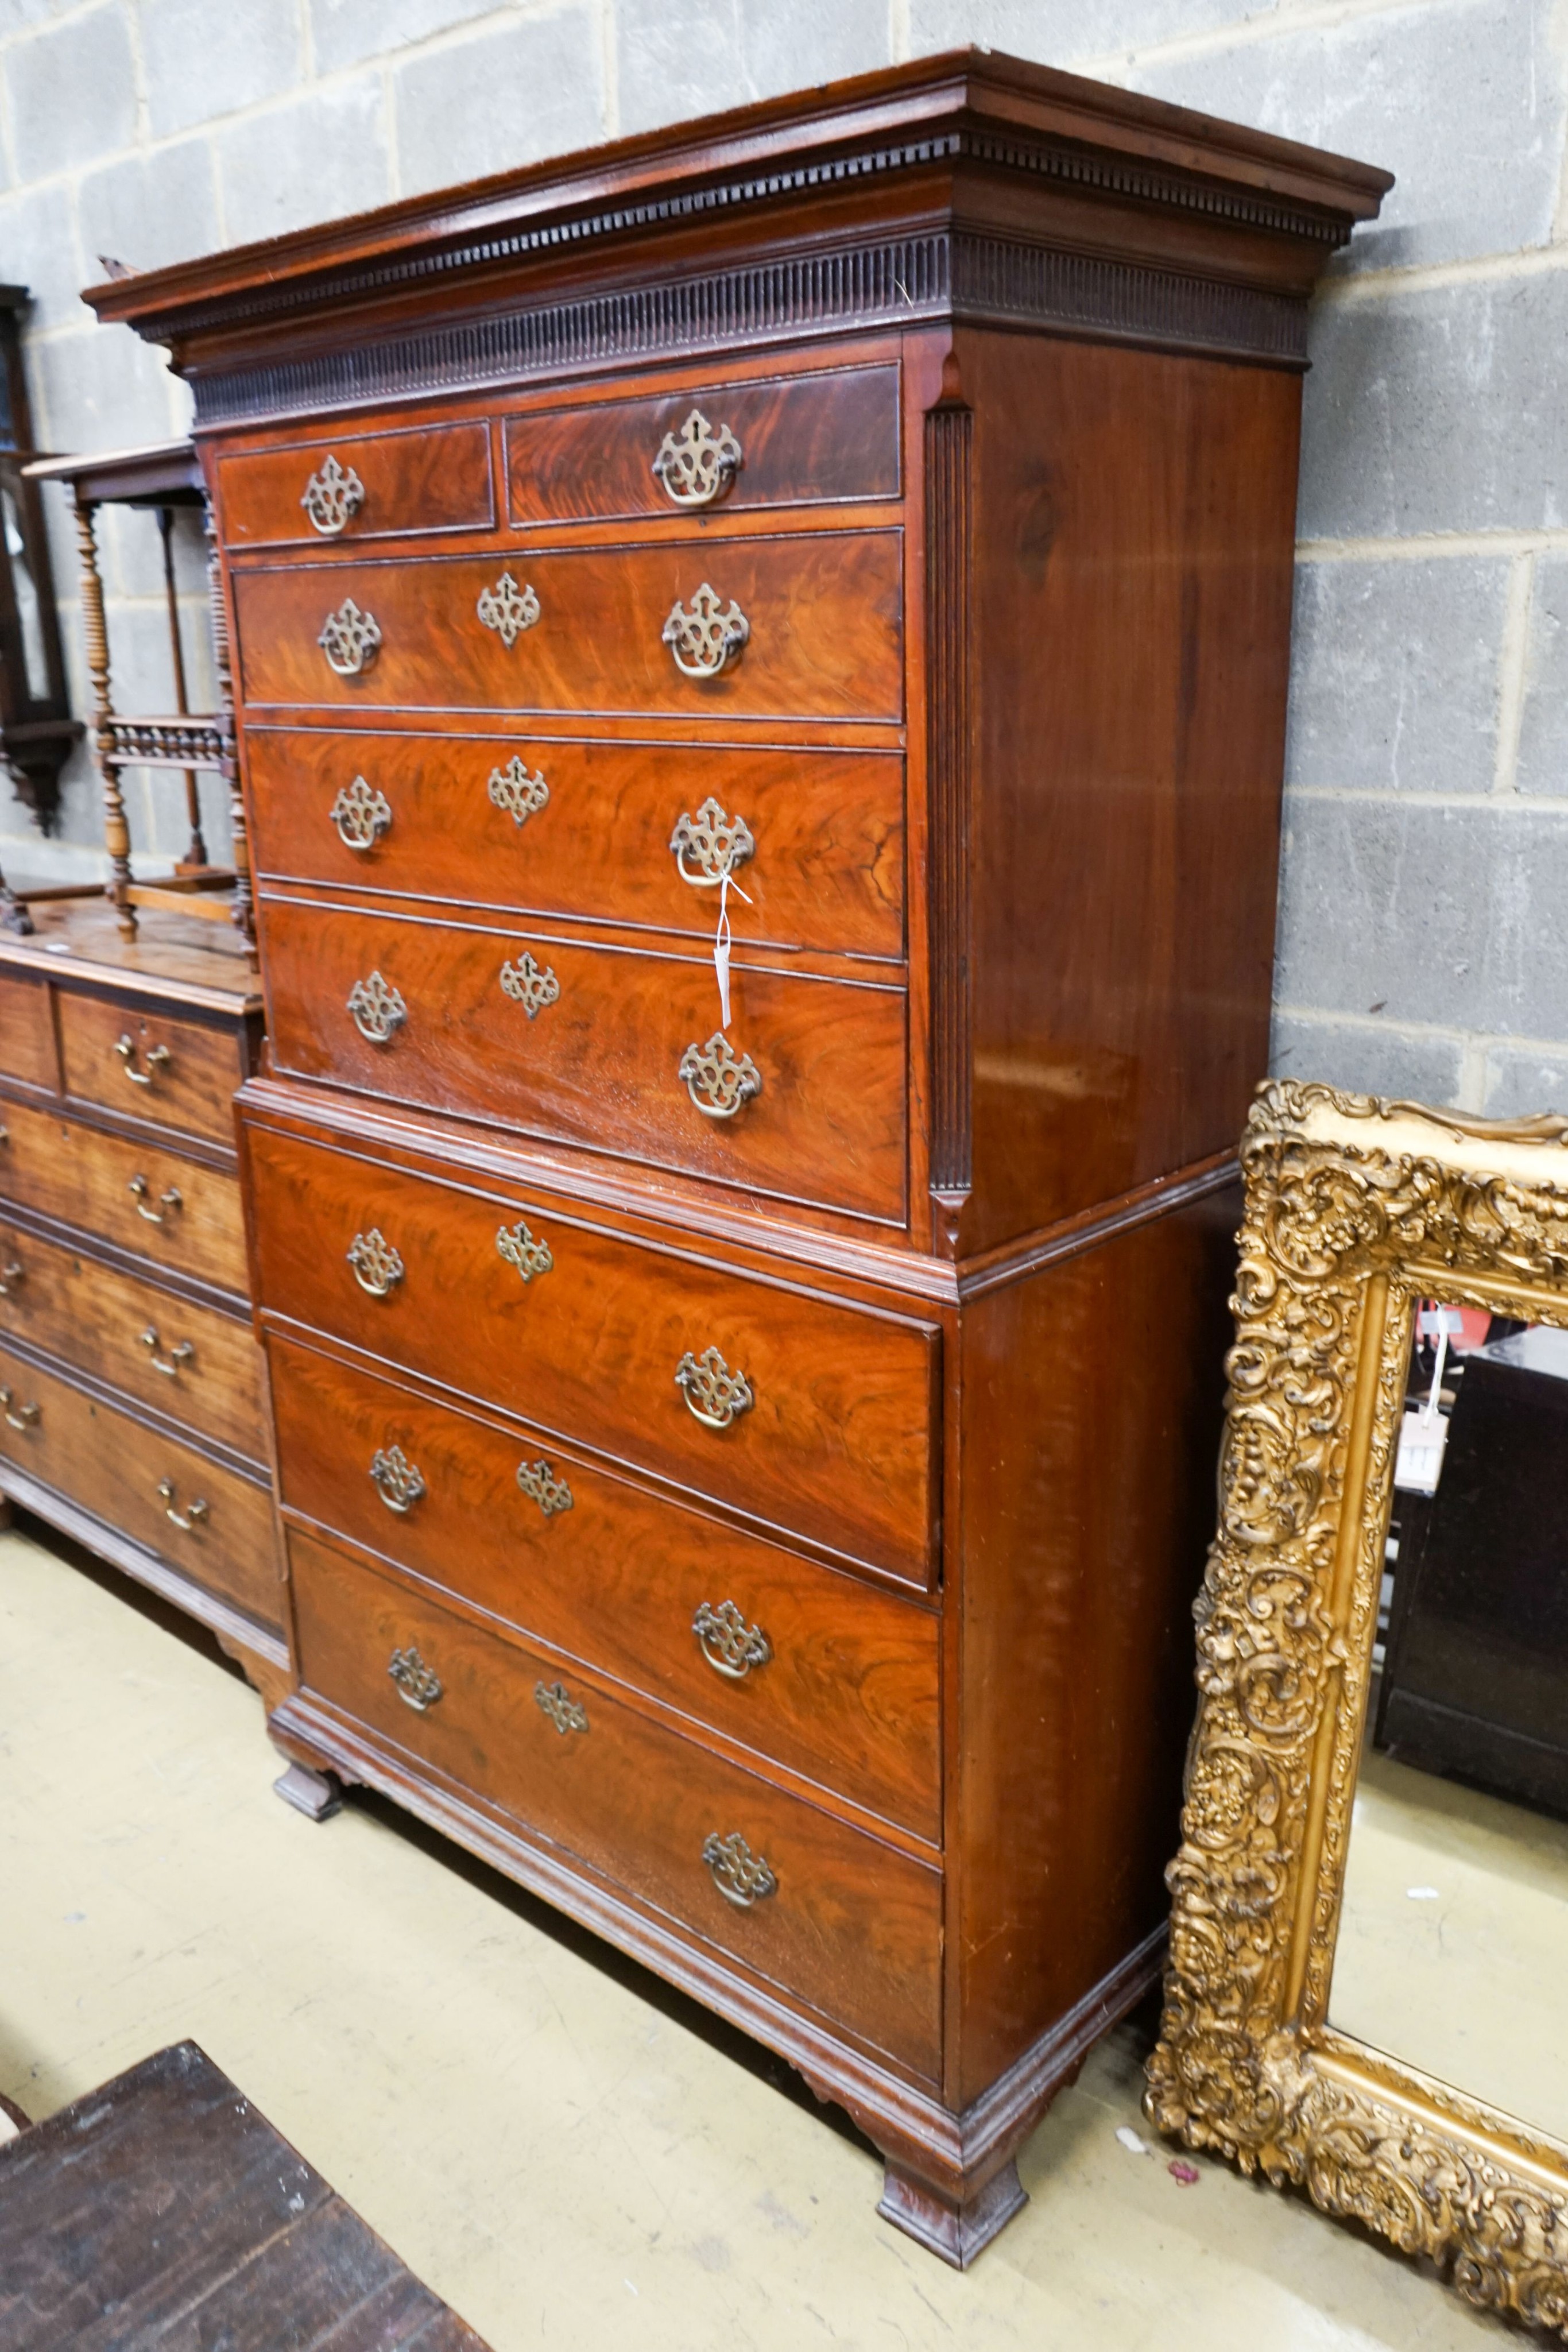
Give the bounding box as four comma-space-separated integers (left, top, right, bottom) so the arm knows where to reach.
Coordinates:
95, 52, 1388, 2262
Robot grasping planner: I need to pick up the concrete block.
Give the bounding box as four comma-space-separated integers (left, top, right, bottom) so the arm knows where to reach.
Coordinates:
1515, 553, 1568, 796
394, 11, 603, 196
616, 0, 885, 139
98, 500, 209, 605
0, 184, 85, 335
0, 0, 57, 39
78, 141, 222, 281
217, 80, 391, 246
311, 0, 497, 76
1269, 1008, 1465, 1107
1299, 270, 1568, 543
1286, 556, 1507, 794
1125, 0, 1562, 276
6, 6, 136, 181
1276, 793, 1568, 1036
29, 325, 181, 458
141, 0, 299, 139
1482, 1042, 1568, 1117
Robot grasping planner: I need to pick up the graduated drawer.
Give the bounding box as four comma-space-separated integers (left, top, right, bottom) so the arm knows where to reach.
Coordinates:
247, 728, 905, 961
270, 1336, 939, 1838
0, 1216, 267, 1461
0, 969, 56, 1090
57, 989, 246, 1148
289, 1528, 941, 2079
218, 419, 494, 549
504, 364, 901, 526
0, 1100, 248, 1294
0, 1339, 280, 1630
246, 1124, 938, 1588
233, 533, 903, 724
260, 897, 905, 1225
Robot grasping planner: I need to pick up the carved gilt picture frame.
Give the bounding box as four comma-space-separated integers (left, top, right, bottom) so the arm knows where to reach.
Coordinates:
1147, 1080, 1568, 2338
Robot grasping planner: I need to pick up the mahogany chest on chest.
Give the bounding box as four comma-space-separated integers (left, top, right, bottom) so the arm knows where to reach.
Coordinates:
95, 53, 1387, 2261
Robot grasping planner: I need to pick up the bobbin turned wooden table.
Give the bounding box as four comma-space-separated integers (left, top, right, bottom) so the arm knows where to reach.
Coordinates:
90, 53, 1389, 2262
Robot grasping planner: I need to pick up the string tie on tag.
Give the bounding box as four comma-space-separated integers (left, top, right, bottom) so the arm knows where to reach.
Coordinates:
714, 868, 752, 1031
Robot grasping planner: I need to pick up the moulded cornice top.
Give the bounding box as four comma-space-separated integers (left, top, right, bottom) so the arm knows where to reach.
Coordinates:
84, 49, 1392, 350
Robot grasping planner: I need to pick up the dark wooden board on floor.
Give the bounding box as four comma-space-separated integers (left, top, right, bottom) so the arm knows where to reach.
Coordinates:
0, 2040, 491, 2351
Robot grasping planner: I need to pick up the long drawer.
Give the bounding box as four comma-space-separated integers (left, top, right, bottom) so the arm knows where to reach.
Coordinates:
258, 896, 907, 1225
0, 1339, 280, 1630
269, 1335, 940, 1838
245, 1123, 938, 1588
233, 533, 904, 723
0, 1215, 267, 1461
246, 728, 905, 961
0, 1099, 249, 1295
289, 1528, 942, 2079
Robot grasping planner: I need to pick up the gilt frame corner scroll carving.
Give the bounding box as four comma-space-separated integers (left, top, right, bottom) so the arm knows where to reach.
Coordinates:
1147, 1078, 1568, 2340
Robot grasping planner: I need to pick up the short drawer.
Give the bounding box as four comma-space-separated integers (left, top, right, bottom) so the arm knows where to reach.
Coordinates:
270, 1336, 940, 1838
0, 1099, 249, 1295
0, 970, 56, 1091
57, 988, 246, 1147
0, 1216, 267, 1461
505, 365, 901, 526
0, 1340, 280, 1630
246, 1123, 938, 1588
289, 1529, 941, 2079
246, 728, 905, 962
218, 420, 494, 550
233, 533, 903, 724
259, 896, 906, 1225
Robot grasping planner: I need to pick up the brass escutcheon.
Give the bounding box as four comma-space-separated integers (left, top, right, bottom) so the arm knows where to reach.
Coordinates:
116, 1034, 172, 1086
496, 1220, 553, 1283
651, 409, 744, 508
388, 1645, 443, 1712
330, 775, 392, 850
692, 1599, 772, 1681
477, 572, 540, 648
669, 799, 756, 887
300, 452, 365, 536
498, 952, 559, 1020
678, 1032, 761, 1119
370, 1443, 425, 1514
663, 585, 749, 678
487, 755, 549, 827
675, 1345, 754, 1430
535, 1680, 589, 1736
516, 1458, 573, 1516
347, 1228, 404, 1296
347, 970, 406, 1043
318, 597, 381, 676
701, 1830, 777, 1908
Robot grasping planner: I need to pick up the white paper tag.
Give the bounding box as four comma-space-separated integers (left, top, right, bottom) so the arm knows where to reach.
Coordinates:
713, 870, 752, 1031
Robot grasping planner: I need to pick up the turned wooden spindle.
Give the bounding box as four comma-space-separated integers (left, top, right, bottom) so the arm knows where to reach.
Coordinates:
74, 493, 134, 938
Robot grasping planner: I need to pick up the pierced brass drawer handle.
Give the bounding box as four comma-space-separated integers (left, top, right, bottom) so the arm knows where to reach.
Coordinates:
0, 1260, 24, 1296
679, 1032, 761, 1119
535, 1680, 589, 1736
128, 1175, 182, 1224
663, 585, 749, 678
671, 799, 755, 887
675, 1345, 753, 1430
117, 1034, 172, 1086
370, 1443, 425, 1514
157, 1476, 208, 1532
496, 1220, 553, 1283
652, 409, 744, 508
347, 970, 406, 1042
488, 755, 549, 827
301, 453, 365, 536
0, 1385, 38, 1431
388, 1645, 442, 1712
702, 1830, 776, 1908
517, 1457, 572, 1516
318, 597, 381, 677
141, 1327, 195, 1378
347, 1228, 404, 1296
693, 1600, 772, 1681
477, 572, 540, 648
330, 776, 392, 850
498, 953, 559, 1020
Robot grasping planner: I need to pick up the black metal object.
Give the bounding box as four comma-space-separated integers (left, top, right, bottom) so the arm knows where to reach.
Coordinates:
0, 285, 81, 853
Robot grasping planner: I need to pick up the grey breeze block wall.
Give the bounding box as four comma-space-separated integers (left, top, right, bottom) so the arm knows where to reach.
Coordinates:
1, 0, 1565, 1117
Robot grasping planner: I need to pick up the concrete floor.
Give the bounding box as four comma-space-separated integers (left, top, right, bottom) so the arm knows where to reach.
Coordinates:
1, 1525, 1508, 2350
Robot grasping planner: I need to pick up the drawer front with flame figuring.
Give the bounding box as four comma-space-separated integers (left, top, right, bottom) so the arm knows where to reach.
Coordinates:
218, 420, 495, 549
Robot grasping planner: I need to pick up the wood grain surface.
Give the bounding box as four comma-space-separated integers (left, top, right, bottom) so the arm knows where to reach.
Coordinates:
56, 987, 249, 1150
0, 1097, 249, 1295
219, 417, 495, 549
0, 969, 57, 1092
